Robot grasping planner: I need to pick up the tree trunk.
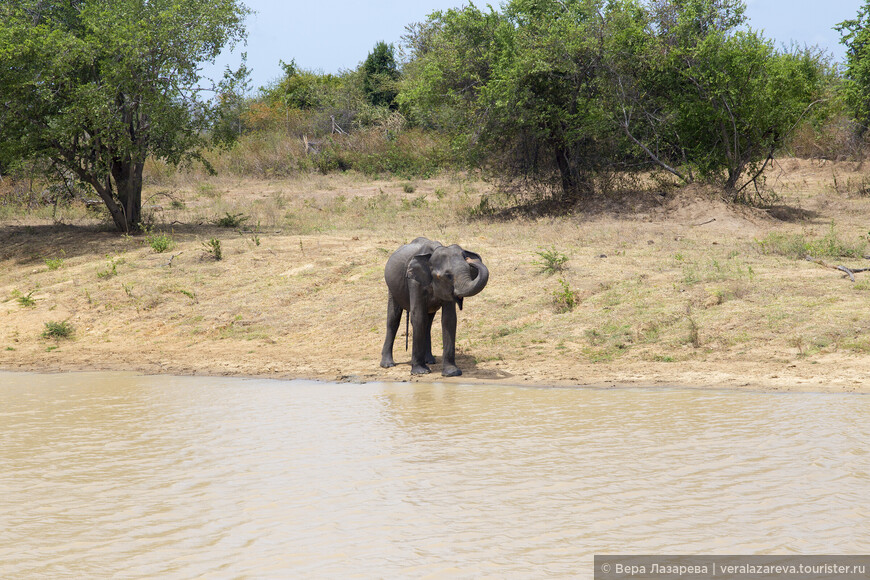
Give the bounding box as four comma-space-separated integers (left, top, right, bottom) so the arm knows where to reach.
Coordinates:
554, 144, 589, 203
111, 157, 145, 232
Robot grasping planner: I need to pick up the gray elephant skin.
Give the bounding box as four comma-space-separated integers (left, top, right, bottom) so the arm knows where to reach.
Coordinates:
380, 237, 490, 376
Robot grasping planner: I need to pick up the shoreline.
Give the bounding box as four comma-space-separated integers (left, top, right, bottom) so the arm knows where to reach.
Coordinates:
3, 354, 868, 394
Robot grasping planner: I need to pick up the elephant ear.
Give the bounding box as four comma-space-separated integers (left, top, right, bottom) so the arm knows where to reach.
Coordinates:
407, 253, 432, 286
462, 249, 483, 263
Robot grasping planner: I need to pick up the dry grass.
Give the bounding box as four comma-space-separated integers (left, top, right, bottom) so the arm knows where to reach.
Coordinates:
3, 158, 870, 391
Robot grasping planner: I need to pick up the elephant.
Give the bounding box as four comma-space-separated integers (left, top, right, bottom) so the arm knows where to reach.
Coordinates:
380, 237, 490, 376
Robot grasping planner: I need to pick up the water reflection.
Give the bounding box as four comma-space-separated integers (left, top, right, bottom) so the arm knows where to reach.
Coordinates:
0, 373, 868, 578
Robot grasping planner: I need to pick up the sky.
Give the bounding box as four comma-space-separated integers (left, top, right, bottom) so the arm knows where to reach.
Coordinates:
204, 0, 864, 92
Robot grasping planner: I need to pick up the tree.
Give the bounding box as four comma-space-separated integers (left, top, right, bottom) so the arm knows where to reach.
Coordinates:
213, 52, 253, 141
0, 0, 249, 232
400, 0, 828, 203
610, 0, 828, 195
362, 41, 399, 109
837, 1, 870, 131
399, 1, 617, 204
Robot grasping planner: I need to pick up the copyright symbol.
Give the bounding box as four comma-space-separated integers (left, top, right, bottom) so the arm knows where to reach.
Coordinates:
601, 563, 612, 573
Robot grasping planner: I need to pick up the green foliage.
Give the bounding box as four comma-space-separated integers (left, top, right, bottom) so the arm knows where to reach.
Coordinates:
45, 256, 65, 270
362, 42, 399, 108
42, 320, 74, 339
552, 278, 578, 312
178, 288, 198, 301
203, 238, 223, 260
837, 2, 870, 129
265, 60, 345, 110
619, 12, 831, 197
13, 290, 36, 308
533, 247, 569, 275
259, 59, 390, 138
147, 231, 176, 253
97, 256, 122, 278
756, 224, 867, 258
0, 0, 249, 232
398, 0, 830, 203
214, 212, 249, 228
212, 53, 254, 143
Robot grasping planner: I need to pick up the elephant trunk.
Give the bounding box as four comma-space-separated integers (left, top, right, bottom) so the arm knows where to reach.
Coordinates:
454, 258, 489, 299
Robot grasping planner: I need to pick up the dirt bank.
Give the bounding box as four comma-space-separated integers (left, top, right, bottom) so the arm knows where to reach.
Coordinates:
3, 159, 870, 392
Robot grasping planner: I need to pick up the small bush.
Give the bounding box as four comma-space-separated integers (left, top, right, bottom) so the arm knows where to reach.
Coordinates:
534, 246, 569, 275
45, 256, 65, 270
203, 238, 223, 260
553, 278, 578, 312
147, 231, 176, 253
42, 320, 74, 339
13, 289, 36, 308
214, 212, 249, 228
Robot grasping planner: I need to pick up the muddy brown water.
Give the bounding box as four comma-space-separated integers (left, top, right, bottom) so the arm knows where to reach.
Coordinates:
1, 372, 868, 578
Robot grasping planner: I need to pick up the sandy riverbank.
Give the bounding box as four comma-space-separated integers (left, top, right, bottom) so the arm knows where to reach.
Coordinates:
3, 159, 870, 392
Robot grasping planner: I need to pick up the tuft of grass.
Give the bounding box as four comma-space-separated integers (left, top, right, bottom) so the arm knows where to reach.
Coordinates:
45, 255, 65, 270
686, 305, 701, 348
178, 288, 198, 302
250, 220, 262, 246
214, 212, 249, 228
402, 183, 416, 193
757, 224, 866, 259
202, 238, 223, 260
97, 256, 122, 279
534, 246, 569, 275
552, 278, 578, 312
13, 290, 37, 308
42, 320, 74, 339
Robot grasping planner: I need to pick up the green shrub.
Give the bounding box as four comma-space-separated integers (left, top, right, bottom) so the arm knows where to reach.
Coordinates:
214, 212, 249, 228
45, 256, 65, 270
13, 290, 36, 308
553, 278, 578, 312
534, 246, 569, 275
42, 320, 74, 339
148, 231, 176, 253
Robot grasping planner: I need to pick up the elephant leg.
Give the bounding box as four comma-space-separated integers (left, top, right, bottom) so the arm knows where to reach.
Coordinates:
440, 302, 462, 377
424, 312, 437, 365
380, 294, 403, 368
408, 284, 431, 375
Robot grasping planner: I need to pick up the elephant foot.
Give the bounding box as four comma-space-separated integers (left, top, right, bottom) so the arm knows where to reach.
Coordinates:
411, 364, 431, 375
425, 354, 437, 365
380, 359, 396, 369
442, 365, 462, 377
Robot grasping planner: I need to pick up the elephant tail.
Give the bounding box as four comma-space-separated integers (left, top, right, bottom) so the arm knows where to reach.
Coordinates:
405, 309, 409, 352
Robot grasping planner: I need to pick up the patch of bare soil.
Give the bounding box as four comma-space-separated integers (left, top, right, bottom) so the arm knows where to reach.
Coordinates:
3, 159, 870, 392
